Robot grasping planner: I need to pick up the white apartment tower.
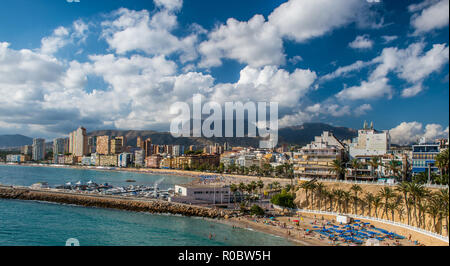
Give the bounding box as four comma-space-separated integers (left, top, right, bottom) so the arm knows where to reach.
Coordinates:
32, 138, 46, 161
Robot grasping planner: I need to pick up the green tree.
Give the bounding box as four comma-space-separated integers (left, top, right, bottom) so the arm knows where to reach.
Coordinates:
250, 204, 265, 216
329, 159, 346, 180
350, 184, 362, 214
364, 192, 375, 217
378, 187, 396, 219
368, 157, 381, 178
396, 182, 412, 225
270, 191, 295, 209
435, 149, 449, 179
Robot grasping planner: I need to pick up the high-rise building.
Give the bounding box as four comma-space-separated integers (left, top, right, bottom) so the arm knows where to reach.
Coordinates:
53, 138, 67, 163
110, 138, 123, 154
144, 138, 152, 157
53, 138, 66, 154
172, 145, 184, 156
69, 127, 88, 157
32, 138, 46, 161
136, 136, 144, 149
115, 136, 127, 152
88, 136, 97, 154
96, 136, 110, 155
21, 145, 33, 156
134, 149, 145, 167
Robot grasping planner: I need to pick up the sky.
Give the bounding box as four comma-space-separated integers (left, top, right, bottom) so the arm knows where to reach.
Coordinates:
0, 0, 448, 144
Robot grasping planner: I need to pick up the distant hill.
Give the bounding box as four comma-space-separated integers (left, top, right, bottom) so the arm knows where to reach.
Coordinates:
278, 123, 358, 146
89, 123, 358, 148
0, 123, 358, 149
0, 134, 33, 148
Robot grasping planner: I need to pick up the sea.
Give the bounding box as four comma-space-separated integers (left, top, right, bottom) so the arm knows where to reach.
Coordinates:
0, 164, 293, 246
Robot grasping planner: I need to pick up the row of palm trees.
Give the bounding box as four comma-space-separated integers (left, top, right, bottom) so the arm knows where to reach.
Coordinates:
229, 180, 293, 207
329, 157, 405, 180
329, 149, 449, 183
298, 180, 449, 236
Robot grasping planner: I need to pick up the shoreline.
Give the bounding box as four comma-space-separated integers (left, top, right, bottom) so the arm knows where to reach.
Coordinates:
1, 163, 444, 246
0, 184, 310, 245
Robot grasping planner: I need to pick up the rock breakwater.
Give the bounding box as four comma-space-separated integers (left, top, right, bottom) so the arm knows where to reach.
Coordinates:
0, 186, 230, 218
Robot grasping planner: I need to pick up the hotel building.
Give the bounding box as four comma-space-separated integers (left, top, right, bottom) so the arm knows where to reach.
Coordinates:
349, 121, 390, 158
411, 141, 440, 175
293, 131, 346, 179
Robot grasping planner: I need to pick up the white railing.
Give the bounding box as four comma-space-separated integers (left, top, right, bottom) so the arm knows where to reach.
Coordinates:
297, 177, 449, 189
291, 208, 449, 243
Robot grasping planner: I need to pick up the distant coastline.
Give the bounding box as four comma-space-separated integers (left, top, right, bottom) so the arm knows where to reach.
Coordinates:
0, 162, 293, 184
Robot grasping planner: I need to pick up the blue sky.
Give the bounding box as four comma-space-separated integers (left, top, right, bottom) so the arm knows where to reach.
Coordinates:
0, 0, 448, 144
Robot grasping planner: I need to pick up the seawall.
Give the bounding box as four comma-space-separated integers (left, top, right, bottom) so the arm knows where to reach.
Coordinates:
0, 186, 230, 219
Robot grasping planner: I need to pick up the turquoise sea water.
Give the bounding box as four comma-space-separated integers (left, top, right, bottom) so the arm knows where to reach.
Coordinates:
0, 165, 294, 246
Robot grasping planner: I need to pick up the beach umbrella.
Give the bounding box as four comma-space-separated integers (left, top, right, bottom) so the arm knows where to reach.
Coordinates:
293, 220, 299, 223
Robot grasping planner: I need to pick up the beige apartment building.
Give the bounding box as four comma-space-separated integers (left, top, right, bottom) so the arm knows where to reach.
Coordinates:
69, 127, 88, 157
96, 136, 110, 155
293, 131, 346, 179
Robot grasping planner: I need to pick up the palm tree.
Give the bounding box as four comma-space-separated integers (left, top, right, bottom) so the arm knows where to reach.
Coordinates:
435, 149, 449, 179
342, 191, 351, 213
256, 179, 264, 195
387, 160, 401, 180
426, 195, 441, 233
438, 188, 449, 236
408, 182, 423, 227
299, 181, 310, 207
326, 190, 335, 212
364, 192, 375, 216
272, 181, 281, 191
350, 159, 362, 180
396, 204, 405, 222
378, 187, 395, 220
329, 159, 346, 180
315, 183, 326, 211
238, 182, 247, 198
333, 189, 344, 213
372, 196, 382, 218
416, 187, 431, 228
386, 202, 397, 221
350, 184, 363, 215
309, 183, 318, 208
283, 163, 295, 188
396, 182, 411, 225
368, 157, 381, 178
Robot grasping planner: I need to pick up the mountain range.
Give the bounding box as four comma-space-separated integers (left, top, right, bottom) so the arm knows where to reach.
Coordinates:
0, 123, 358, 149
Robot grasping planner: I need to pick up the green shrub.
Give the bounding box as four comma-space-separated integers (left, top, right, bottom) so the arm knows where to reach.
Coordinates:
270, 191, 295, 209
250, 204, 265, 216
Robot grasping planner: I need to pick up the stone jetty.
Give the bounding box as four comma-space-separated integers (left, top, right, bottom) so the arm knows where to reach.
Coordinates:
0, 186, 231, 218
